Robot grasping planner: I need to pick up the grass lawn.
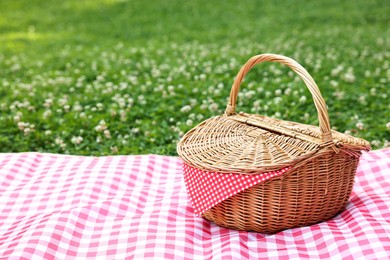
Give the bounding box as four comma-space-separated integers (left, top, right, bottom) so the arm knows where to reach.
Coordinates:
0, 0, 389, 155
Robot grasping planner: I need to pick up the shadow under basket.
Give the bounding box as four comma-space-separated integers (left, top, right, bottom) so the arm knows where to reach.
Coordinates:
177, 53, 370, 234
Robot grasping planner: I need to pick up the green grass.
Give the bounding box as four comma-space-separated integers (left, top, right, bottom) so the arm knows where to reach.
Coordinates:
0, 0, 389, 155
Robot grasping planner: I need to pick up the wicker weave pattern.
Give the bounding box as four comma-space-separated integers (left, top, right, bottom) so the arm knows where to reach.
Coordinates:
202, 152, 358, 233
177, 53, 370, 233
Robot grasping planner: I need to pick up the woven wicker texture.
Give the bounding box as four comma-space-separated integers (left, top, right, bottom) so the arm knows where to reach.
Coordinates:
177, 53, 370, 233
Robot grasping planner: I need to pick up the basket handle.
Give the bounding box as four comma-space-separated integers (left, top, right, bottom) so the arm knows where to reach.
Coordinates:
225, 53, 334, 146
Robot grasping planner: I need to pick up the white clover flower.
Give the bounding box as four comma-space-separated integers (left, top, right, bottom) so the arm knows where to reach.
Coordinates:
23, 128, 31, 135
208, 103, 219, 112
331, 65, 343, 77
95, 120, 107, 132
180, 105, 191, 113
17, 122, 26, 130
13, 115, 21, 122
356, 122, 364, 130
55, 138, 66, 148
343, 69, 356, 83
104, 130, 111, 139
110, 146, 118, 153
186, 119, 193, 126
333, 90, 345, 100
299, 96, 307, 103
330, 80, 339, 87
386, 122, 390, 130
274, 97, 282, 105
244, 90, 256, 99
131, 128, 140, 134
371, 140, 381, 147
71, 136, 83, 145
96, 103, 104, 111
196, 114, 204, 121
45, 130, 52, 136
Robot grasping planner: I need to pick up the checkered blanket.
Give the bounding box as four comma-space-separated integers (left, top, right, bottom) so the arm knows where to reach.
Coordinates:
1, 149, 389, 259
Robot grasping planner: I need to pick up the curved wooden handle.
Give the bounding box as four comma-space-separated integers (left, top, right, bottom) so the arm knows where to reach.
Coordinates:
225, 53, 333, 145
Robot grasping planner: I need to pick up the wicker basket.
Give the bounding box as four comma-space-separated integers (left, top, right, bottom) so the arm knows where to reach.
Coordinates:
177, 54, 370, 233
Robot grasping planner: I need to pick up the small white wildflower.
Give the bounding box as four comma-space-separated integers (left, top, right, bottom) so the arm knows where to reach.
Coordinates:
73, 104, 82, 112
356, 122, 364, 130
208, 103, 219, 112
168, 85, 175, 93
330, 80, 339, 87
23, 128, 31, 135
274, 97, 282, 105
45, 130, 52, 136
180, 105, 191, 113
344, 68, 356, 83
110, 146, 118, 153
303, 113, 310, 121
55, 138, 66, 148
333, 90, 345, 100
275, 89, 282, 96
371, 140, 381, 147
104, 130, 111, 139
13, 115, 21, 122
17, 122, 26, 130
96, 103, 104, 111
71, 136, 83, 145
386, 122, 390, 130
95, 120, 107, 132
131, 128, 140, 134
344, 130, 352, 135
186, 119, 193, 126
244, 90, 256, 99
299, 96, 307, 103
43, 110, 52, 119
43, 99, 53, 108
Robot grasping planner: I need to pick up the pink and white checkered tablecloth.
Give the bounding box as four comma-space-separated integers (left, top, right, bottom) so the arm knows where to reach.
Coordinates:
0, 149, 389, 259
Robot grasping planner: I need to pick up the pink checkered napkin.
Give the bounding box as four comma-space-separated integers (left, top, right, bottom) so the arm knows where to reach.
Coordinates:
183, 163, 291, 215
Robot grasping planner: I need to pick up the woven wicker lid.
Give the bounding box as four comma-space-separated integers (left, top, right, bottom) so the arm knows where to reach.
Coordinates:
177, 54, 370, 174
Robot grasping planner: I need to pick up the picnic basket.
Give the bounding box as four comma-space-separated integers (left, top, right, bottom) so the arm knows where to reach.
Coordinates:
177, 54, 370, 233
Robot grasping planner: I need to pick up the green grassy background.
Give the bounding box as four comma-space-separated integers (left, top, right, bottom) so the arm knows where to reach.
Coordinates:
0, 0, 389, 155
